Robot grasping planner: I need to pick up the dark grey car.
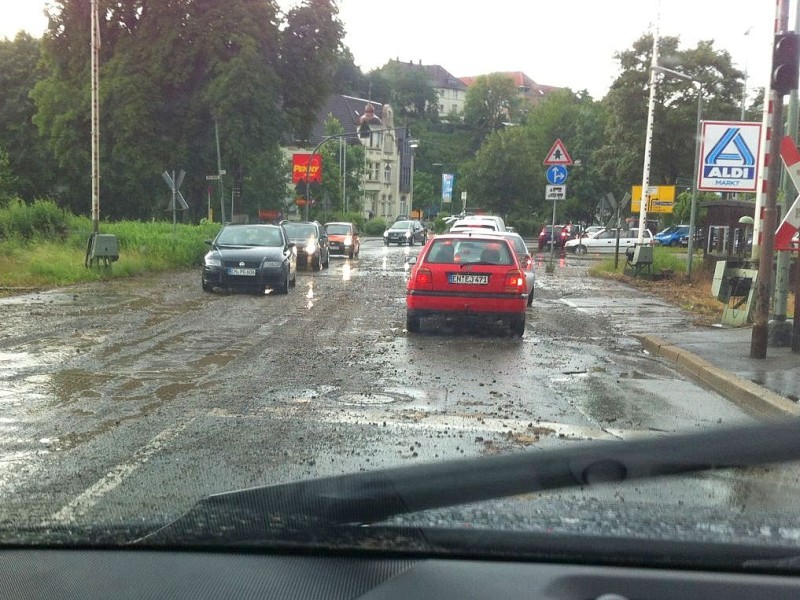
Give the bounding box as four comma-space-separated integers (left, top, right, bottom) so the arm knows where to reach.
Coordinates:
202, 224, 297, 294
383, 219, 427, 246
282, 221, 330, 269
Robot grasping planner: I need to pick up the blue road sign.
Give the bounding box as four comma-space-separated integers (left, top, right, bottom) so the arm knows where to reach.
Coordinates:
546, 165, 568, 185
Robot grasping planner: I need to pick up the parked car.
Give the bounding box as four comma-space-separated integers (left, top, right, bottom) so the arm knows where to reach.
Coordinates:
384, 219, 427, 246
405, 232, 527, 336
282, 220, 330, 269
538, 224, 565, 250
201, 223, 296, 294
480, 230, 536, 306
583, 225, 604, 238
323, 221, 360, 259
564, 228, 654, 254
655, 225, 690, 247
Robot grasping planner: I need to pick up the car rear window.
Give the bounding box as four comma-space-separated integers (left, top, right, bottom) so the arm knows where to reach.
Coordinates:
427, 239, 514, 265
283, 223, 316, 238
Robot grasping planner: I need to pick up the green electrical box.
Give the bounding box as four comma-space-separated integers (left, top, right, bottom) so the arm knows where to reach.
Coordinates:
86, 233, 119, 268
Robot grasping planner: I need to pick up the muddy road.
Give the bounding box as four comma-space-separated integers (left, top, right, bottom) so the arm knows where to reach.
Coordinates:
0, 239, 795, 537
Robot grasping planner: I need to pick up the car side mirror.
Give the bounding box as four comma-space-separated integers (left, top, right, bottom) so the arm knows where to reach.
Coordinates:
406, 255, 417, 265
204, 239, 213, 245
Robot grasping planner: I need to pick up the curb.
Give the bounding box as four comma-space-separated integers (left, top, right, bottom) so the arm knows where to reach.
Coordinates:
635, 334, 800, 418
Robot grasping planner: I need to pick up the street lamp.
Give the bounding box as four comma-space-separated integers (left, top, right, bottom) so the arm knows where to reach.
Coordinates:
651, 65, 704, 279
303, 124, 414, 221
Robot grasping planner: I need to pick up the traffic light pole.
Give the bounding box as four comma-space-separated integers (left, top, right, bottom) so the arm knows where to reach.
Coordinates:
751, 0, 797, 358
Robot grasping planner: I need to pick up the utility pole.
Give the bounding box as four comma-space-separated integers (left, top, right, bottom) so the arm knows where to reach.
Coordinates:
752, 0, 796, 358
90, 0, 100, 235
637, 17, 660, 243
215, 120, 226, 223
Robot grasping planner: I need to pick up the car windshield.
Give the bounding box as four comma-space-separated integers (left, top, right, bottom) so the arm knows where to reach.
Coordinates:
324, 224, 351, 235
215, 226, 282, 247
282, 223, 316, 238
5, 0, 800, 584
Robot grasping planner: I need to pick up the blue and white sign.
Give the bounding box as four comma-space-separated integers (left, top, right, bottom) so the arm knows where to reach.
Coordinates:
441, 173, 454, 203
697, 120, 762, 192
546, 165, 568, 185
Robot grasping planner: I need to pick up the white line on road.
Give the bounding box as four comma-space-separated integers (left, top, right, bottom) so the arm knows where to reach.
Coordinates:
47, 418, 195, 525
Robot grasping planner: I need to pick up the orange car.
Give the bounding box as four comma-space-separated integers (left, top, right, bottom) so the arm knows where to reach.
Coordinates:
323, 221, 360, 259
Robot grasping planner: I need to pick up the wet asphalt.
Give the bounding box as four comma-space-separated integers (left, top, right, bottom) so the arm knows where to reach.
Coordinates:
1, 239, 800, 542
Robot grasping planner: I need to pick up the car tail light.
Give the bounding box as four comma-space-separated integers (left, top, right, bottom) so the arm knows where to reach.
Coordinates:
412, 267, 433, 289
521, 255, 533, 270
503, 269, 526, 293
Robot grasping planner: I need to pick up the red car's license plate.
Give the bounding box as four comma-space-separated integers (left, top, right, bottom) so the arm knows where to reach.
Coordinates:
448, 273, 489, 285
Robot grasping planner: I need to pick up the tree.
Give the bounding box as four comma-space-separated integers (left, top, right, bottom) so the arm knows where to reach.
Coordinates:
31, 0, 345, 221
376, 61, 439, 118
0, 33, 57, 201
596, 34, 745, 201
279, 0, 345, 141
463, 73, 521, 139
462, 89, 607, 222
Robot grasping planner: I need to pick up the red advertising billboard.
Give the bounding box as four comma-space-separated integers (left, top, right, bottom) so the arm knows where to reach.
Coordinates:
292, 153, 322, 184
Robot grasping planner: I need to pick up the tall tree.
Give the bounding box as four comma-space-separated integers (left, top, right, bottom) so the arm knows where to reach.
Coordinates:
596, 33, 745, 199
31, 0, 344, 220
0, 33, 57, 201
463, 73, 521, 140
279, 0, 345, 141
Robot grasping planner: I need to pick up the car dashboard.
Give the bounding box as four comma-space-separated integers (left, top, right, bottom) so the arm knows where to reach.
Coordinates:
3, 547, 799, 599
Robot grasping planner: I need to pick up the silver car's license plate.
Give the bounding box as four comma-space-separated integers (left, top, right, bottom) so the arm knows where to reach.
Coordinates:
227, 267, 256, 276
449, 273, 489, 285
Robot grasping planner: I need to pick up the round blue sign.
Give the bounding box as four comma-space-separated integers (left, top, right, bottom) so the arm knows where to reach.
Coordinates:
546, 165, 568, 185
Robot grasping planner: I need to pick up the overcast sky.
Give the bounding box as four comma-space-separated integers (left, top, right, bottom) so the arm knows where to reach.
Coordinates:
0, 0, 781, 101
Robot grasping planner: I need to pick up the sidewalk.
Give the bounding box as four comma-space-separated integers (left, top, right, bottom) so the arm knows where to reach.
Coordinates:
637, 326, 800, 417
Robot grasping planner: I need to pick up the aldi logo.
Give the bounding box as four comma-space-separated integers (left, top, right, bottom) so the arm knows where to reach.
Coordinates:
698, 121, 762, 192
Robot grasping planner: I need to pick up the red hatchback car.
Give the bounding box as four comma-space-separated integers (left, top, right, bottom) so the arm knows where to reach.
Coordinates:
406, 232, 528, 336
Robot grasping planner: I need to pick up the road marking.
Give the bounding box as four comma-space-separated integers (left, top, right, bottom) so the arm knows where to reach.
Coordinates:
48, 418, 194, 525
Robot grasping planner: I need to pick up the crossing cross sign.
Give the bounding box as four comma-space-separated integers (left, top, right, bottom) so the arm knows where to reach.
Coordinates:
697, 121, 762, 192
543, 139, 573, 165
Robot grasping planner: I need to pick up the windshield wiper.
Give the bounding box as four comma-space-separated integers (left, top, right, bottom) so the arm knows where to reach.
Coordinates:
148, 419, 800, 538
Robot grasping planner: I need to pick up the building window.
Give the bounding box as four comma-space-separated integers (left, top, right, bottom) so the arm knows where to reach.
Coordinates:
384, 164, 391, 182
372, 162, 379, 181
439, 104, 444, 113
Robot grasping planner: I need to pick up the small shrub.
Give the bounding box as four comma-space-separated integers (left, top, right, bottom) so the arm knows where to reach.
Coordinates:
363, 218, 388, 236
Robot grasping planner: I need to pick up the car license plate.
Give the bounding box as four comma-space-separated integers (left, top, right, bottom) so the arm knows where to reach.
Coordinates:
449, 273, 489, 285
227, 267, 256, 276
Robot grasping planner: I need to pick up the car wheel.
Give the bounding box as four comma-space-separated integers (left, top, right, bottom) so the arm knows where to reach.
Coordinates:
575, 244, 587, 255
323, 251, 330, 269
384, 240, 389, 246
290, 269, 297, 288
510, 314, 525, 337
406, 314, 420, 333
670, 239, 679, 247
201, 278, 213, 293
527, 287, 534, 307
277, 273, 289, 295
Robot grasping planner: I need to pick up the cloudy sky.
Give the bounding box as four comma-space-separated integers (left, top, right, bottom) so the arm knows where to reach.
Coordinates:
0, 0, 780, 100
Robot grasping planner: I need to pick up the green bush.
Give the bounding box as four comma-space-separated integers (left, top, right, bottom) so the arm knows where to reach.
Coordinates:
363, 218, 388, 236
0, 198, 70, 241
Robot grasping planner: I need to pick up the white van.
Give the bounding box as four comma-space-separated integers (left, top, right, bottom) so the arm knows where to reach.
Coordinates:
449, 215, 506, 232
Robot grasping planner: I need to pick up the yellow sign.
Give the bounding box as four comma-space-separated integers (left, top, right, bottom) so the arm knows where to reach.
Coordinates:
631, 185, 676, 213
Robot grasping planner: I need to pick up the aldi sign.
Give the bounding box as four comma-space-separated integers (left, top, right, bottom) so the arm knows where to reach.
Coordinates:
697, 121, 762, 192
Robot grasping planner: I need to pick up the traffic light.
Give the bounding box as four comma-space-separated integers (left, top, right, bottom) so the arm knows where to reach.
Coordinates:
772, 32, 800, 95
